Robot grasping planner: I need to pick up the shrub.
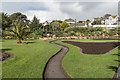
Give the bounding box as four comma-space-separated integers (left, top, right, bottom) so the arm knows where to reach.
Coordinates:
5, 36, 13, 39
68, 31, 75, 36
56, 32, 64, 37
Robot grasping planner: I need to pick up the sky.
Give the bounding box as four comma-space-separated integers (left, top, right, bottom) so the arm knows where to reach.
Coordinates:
1, 0, 119, 22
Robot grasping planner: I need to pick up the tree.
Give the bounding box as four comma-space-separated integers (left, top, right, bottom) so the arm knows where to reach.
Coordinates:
43, 21, 51, 34
2, 13, 12, 30
86, 19, 90, 27
8, 12, 30, 44
51, 21, 60, 36
52, 20, 63, 23
10, 12, 27, 21
29, 16, 42, 33
60, 21, 70, 31
10, 22, 29, 43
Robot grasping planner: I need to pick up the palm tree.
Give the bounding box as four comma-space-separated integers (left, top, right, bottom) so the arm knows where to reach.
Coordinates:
8, 20, 30, 44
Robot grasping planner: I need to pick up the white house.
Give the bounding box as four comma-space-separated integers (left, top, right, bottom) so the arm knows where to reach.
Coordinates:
92, 15, 119, 28
104, 15, 119, 25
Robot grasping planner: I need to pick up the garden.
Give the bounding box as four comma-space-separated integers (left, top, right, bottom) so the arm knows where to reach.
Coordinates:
2, 40, 61, 78
55, 39, 120, 78
1, 12, 120, 79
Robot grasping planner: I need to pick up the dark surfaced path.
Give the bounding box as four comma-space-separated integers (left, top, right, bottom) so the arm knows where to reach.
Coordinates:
44, 41, 71, 79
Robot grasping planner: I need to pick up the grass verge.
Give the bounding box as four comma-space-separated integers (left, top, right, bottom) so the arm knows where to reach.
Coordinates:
2, 39, 61, 78
55, 39, 119, 78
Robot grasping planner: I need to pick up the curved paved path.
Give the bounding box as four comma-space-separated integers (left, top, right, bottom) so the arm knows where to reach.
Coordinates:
44, 41, 70, 79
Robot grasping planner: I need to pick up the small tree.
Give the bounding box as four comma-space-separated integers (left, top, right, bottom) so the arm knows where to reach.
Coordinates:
60, 21, 70, 31
9, 20, 30, 44
86, 19, 90, 27
51, 21, 60, 37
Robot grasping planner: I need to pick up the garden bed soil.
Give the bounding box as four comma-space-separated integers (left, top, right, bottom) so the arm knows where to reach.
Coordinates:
0, 52, 13, 62
62, 41, 120, 54
93, 38, 120, 40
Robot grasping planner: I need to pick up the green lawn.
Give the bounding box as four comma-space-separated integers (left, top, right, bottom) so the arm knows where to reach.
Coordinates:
2, 39, 61, 78
55, 39, 119, 78
62, 39, 119, 42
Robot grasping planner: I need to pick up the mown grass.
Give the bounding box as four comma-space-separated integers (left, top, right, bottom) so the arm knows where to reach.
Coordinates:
62, 39, 119, 42
55, 39, 119, 78
2, 39, 61, 78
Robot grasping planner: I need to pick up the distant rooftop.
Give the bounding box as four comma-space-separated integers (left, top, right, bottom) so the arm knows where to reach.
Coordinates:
64, 18, 75, 22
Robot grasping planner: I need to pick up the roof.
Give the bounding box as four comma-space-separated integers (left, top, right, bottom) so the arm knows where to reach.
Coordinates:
65, 18, 75, 22
104, 14, 112, 18
77, 21, 85, 23
111, 15, 117, 18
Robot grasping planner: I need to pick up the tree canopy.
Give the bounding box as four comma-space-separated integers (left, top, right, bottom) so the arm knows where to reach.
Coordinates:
60, 21, 70, 31
29, 16, 43, 33
7, 12, 30, 43
2, 13, 12, 30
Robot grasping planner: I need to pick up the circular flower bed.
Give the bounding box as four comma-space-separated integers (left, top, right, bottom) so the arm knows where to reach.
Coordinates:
0, 52, 11, 62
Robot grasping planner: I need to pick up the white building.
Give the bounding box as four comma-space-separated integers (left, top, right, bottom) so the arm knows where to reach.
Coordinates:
103, 15, 119, 25
92, 15, 120, 28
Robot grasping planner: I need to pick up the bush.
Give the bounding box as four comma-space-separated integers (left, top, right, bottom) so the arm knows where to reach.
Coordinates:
56, 31, 64, 37
26, 34, 42, 39
5, 36, 13, 39
64, 26, 113, 37
68, 31, 75, 36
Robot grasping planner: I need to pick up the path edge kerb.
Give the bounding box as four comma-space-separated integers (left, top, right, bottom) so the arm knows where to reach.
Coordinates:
43, 40, 71, 80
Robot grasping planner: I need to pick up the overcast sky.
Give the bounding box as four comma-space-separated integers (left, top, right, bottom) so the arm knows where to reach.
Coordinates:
1, 0, 119, 22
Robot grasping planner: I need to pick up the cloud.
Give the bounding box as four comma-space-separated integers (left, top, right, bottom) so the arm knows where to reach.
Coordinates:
59, 2, 118, 20
2, 1, 118, 22
2, 2, 46, 14
59, 2, 83, 14
23, 2, 70, 22
2, 0, 119, 2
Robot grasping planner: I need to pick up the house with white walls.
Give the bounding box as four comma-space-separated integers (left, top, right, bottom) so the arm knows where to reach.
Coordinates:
104, 15, 119, 25
92, 15, 120, 28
